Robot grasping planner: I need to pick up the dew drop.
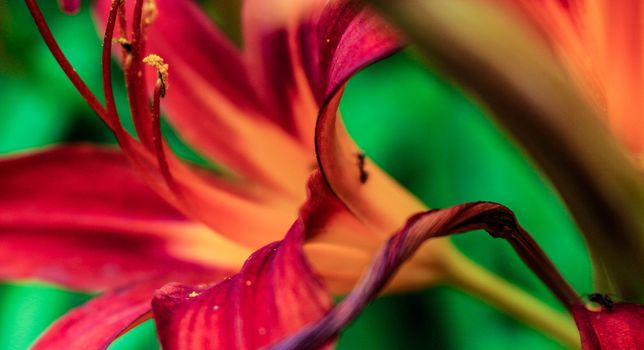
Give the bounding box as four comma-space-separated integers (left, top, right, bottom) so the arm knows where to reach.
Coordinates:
258, 327, 267, 335
245, 280, 253, 287
212, 305, 219, 311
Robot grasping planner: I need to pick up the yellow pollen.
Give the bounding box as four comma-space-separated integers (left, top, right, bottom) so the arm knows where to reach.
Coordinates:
188, 291, 199, 298
143, 0, 158, 26
114, 37, 132, 52
143, 54, 169, 92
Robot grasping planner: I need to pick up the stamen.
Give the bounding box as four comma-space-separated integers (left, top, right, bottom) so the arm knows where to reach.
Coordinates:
115, 37, 133, 53
143, 54, 169, 97
102, 0, 124, 128
143, 0, 158, 26
147, 56, 180, 198
26, 0, 108, 123
117, 0, 128, 41
125, 0, 154, 148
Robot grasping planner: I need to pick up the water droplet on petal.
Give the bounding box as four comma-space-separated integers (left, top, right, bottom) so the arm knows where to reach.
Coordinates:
258, 327, 267, 335
212, 305, 219, 311
245, 280, 253, 287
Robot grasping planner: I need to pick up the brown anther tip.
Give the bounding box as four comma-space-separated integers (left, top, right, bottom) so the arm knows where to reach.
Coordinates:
143, 54, 169, 97
114, 38, 132, 53
143, 0, 158, 26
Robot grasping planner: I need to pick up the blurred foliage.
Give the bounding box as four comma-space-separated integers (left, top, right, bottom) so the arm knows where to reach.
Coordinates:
0, 1, 591, 349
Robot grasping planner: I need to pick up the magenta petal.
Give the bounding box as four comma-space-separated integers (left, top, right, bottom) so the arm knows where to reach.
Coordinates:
573, 303, 644, 349
0, 145, 227, 290
313, 0, 402, 100
152, 216, 332, 349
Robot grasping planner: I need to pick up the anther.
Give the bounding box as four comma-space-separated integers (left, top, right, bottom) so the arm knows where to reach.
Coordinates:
114, 37, 132, 53
143, 0, 158, 26
143, 54, 169, 97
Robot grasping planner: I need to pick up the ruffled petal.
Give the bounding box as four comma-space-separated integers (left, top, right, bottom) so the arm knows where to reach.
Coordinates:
312, 0, 402, 100
151, 217, 332, 349
152, 198, 539, 349
272, 202, 578, 349
150, 171, 390, 347
0, 145, 246, 290
572, 303, 644, 349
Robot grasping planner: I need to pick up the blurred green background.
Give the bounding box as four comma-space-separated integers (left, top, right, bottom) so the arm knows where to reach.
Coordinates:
0, 1, 591, 349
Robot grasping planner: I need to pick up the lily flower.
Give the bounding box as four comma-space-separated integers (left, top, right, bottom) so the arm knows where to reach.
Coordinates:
9, 0, 580, 348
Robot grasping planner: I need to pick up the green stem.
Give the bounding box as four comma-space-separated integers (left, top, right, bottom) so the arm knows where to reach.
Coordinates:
441, 249, 580, 349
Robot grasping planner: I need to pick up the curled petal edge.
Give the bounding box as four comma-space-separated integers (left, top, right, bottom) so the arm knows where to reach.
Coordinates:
272, 202, 581, 349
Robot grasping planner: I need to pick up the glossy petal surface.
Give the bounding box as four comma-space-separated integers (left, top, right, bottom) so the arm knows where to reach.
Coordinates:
152, 214, 331, 349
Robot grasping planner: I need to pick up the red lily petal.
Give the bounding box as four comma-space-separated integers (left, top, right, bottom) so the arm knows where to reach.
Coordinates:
0, 145, 246, 290
150, 172, 375, 348
572, 303, 644, 349
33, 272, 231, 350
32, 279, 158, 350
33, 0, 307, 251
151, 218, 332, 349
272, 202, 578, 349
312, 0, 402, 100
